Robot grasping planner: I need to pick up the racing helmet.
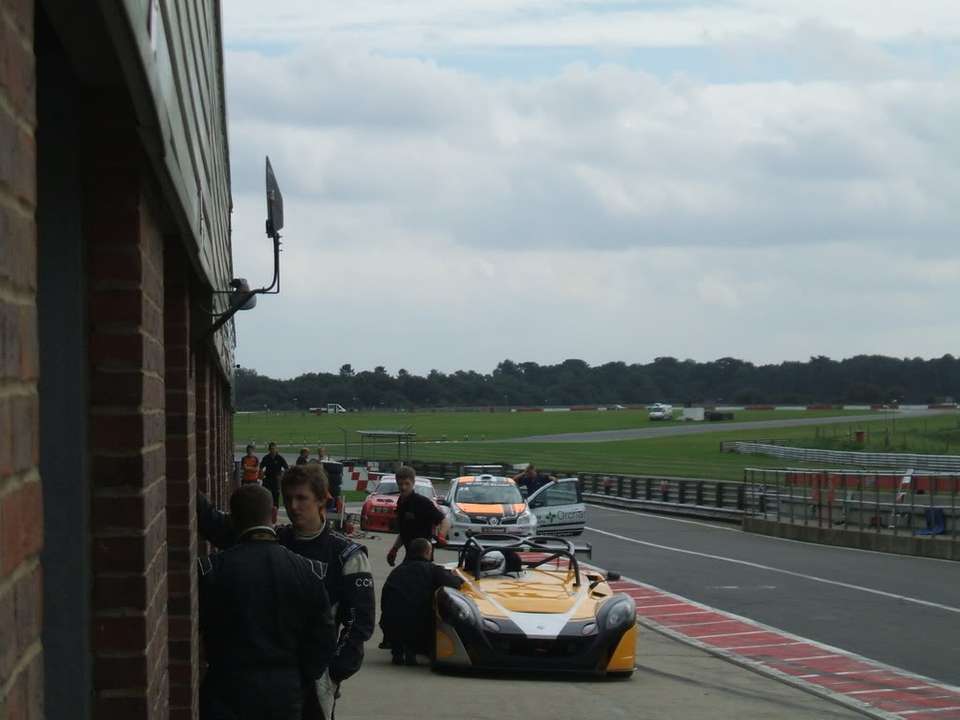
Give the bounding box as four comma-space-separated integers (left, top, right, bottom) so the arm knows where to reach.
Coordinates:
478, 551, 506, 577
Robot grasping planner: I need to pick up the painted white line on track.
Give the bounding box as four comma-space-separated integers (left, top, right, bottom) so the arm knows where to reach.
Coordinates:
589, 503, 960, 563
900, 708, 960, 715
585, 525, 960, 615
696, 630, 767, 639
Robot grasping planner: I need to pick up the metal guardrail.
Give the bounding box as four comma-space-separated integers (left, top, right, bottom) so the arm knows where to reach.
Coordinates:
742, 468, 959, 540
573, 470, 959, 542
723, 442, 960, 472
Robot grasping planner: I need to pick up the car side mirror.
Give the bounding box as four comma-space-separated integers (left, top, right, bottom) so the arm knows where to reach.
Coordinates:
436, 498, 448, 506
607, 571, 621, 582
529, 499, 542, 509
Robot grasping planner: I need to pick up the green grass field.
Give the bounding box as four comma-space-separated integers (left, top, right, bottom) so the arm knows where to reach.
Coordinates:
231, 408, 960, 482
233, 408, 880, 445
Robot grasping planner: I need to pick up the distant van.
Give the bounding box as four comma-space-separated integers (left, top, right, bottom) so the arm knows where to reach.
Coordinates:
648, 403, 674, 421
312, 403, 347, 414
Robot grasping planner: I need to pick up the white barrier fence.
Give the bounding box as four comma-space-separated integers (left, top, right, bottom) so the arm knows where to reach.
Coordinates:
722, 442, 960, 473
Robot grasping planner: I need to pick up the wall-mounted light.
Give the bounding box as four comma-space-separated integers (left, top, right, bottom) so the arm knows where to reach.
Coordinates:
195, 156, 285, 347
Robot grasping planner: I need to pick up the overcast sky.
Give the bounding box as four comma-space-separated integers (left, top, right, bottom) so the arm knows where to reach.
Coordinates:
222, 1, 960, 380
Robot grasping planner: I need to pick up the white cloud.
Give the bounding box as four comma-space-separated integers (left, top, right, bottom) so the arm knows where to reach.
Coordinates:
223, 0, 960, 51
222, 5, 960, 377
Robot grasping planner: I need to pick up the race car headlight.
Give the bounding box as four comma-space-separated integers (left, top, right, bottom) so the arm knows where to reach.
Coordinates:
602, 596, 637, 630
516, 510, 533, 524
453, 511, 470, 524
438, 588, 481, 625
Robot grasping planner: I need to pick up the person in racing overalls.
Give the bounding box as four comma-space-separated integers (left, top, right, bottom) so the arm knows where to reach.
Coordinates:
379, 537, 463, 665
198, 464, 375, 720
198, 483, 337, 720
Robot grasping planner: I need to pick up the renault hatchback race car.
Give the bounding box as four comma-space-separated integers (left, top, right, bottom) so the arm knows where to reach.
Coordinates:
433, 534, 636, 676
440, 475, 536, 540
360, 474, 439, 532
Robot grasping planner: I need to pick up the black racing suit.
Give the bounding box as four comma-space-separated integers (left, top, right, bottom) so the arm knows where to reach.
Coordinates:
380, 555, 463, 657
198, 527, 336, 720
197, 492, 375, 706
396, 492, 445, 549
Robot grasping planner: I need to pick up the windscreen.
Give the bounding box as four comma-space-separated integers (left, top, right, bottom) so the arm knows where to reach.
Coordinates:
414, 484, 436, 499
454, 482, 522, 505
376, 481, 399, 494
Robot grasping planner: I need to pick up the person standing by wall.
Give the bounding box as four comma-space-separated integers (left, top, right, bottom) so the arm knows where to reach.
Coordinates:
260, 441, 289, 507
197, 464, 375, 719
241, 444, 262, 484
198, 484, 336, 719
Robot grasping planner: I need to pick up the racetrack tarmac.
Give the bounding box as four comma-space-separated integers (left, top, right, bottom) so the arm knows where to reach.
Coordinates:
343, 528, 865, 720
503, 409, 949, 443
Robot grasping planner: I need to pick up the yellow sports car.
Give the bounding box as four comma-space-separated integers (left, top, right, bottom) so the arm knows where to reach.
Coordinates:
433, 534, 636, 676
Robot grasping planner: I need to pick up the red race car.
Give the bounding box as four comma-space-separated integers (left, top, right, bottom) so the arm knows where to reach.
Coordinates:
360, 474, 439, 532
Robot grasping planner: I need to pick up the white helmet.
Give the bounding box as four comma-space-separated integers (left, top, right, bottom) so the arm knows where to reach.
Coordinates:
479, 551, 506, 577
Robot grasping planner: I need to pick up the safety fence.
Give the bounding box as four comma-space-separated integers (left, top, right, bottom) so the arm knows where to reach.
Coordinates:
743, 468, 959, 540
721, 441, 960, 473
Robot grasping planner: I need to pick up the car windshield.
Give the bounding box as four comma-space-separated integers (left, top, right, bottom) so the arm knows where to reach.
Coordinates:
454, 482, 522, 504
414, 484, 436, 499
376, 481, 399, 495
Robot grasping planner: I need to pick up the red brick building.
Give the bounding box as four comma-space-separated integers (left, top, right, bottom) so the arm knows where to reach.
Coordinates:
1, 2, 237, 718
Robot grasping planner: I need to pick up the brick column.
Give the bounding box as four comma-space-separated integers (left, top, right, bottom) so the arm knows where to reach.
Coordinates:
164, 243, 198, 719
0, 0, 44, 717
85, 91, 169, 719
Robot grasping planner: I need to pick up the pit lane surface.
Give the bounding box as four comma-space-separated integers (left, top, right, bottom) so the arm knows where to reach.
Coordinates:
348, 528, 865, 720
583, 506, 960, 689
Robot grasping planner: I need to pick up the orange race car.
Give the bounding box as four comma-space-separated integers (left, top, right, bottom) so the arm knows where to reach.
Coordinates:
433, 534, 636, 676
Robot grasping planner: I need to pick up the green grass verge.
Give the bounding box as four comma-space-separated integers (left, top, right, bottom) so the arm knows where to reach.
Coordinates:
236, 410, 960, 482
234, 408, 881, 445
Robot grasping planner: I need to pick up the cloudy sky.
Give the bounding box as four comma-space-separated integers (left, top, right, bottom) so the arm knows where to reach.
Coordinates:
222, 1, 960, 380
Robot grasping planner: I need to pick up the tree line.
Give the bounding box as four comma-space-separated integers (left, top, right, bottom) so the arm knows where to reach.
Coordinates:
234, 354, 960, 411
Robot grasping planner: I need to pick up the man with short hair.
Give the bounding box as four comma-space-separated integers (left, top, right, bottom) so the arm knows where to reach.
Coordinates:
198, 484, 336, 720
513, 463, 556, 496
386, 466, 450, 566
198, 464, 375, 719
380, 537, 463, 666
296, 447, 311, 466
260, 441, 289, 507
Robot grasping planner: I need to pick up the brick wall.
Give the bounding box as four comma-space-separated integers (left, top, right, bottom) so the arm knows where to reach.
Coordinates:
164, 244, 198, 720
85, 91, 169, 719
0, 0, 44, 717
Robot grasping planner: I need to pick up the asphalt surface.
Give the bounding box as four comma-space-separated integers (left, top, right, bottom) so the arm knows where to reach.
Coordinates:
583, 505, 960, 686
505, 408, 949, 443
341, 523, 865, 720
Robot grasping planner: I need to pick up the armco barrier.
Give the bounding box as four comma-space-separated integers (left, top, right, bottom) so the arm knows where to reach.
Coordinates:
724, 441, 960, 472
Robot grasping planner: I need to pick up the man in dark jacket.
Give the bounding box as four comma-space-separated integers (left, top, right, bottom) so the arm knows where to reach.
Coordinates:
198, 484, 336, 720
380, 537, 464, 666
260, 441, 289, 507
198, 464, 374, 719
386, 466, 450, 566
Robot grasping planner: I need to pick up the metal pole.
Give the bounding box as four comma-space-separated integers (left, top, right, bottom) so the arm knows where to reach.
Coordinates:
952, 475, 957, 540
858, 473, 863, 531
776, 469, 781, 521
874, 471, 881, 533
